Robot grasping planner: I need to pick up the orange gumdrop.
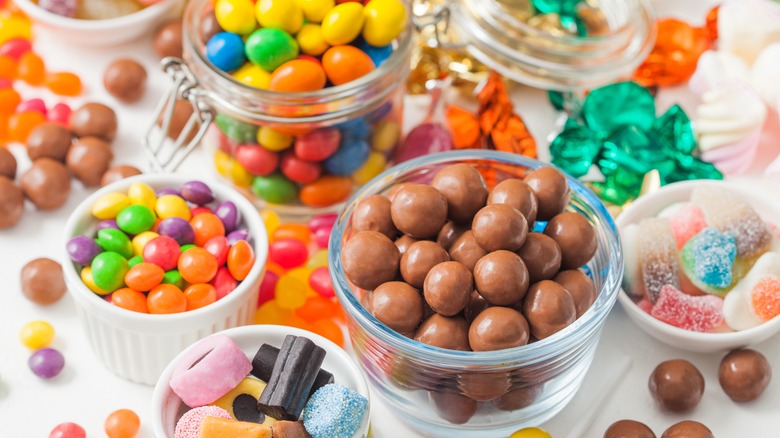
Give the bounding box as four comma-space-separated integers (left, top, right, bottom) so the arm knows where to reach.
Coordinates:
17, 52, 45, 86
0, 87, 21, 114
46, 72, 82, 96
299, 175, 353, 207
633, 18, 709, 87
8, 111, 45, 143
0, 56, 17, 79
111, 288, 149, 313
310, 318, 344, 346
752, 277, 780, 322
295, 296, 337, 322
184, 283, 218, 311
147, 284, 187, 314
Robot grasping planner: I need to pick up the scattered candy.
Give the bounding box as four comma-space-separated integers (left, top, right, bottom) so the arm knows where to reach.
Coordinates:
104, 409, 140, 438
28, 347, 65, 379
21, 257, 66, 305
49, 422, 86, 438
103, 58, 147, 103
648, 359, 704, 413
19, 320, 55, 350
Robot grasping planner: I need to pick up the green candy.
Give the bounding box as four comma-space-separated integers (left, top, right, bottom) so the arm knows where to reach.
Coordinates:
245, 28, 299, 72
532, 0, 581, 16
180, 244, 196, 253
604, 125, 675, 177
116, 205, 156, 235
96, 229, 133, 259
653, 104, 695, 154
582, 81, 656, 135
547, 90, 565, 111
162, 269, 185, 289
128, 255, 143, 268
91, 252, 129, 292
215, 113, 259, 144
549, 126, 601, 177
252, 173, 298, 204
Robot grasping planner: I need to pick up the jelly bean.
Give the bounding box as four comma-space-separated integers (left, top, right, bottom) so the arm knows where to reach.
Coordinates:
180, 180, 215, 205
111, 288, 149, 313
269, 59, 327, 92
310, 317, 344, 346
116, 205, 156, 235
261, 209, 281, 236
273, 223, 311, 244
29, 347, 65, 379
0, 87, 20, 114
156, 217, 195, 246
127, 255, 143, 268
362, 0, 407, 47
104, 409, 140, 438
371, 120, 401, 152
128, 182, 157, 210
296, 0, 334, 22
0, 16, 31, 46
46, 72, 82, 96
91, 251, 130, 292
352, 151, 386, 184
228, 239, 255, 280
8, 110, 45, 142
147, 284, 187, 314
93, 192, 130, 220
19, 320, 54, 350
282, 314, 312, 331
269, 238, 309, 268
48, 102, 72, 126
0, 55, 16, 79
227, 229, 252, 246
191, 213, 226, 246
17, 98, 46, 115
296, 23, 330, 56
252, 173, 298, 204
124, 262, 165, 291
143, 235, 181, 271
204, 235, 229, 266
179, 247, 219, 284
255, 299, 294, 324
184, 283, 218, 310
295, 296, 336, 322
266, 261, 287, 277
211, 266, 238, 299
245, 28, 299, 72
300, 175, 353, 207
232, 63, 271, 89
280, 151, 322, 184
0, 38, 31, 60
215, 113, 258, 143
307, 213, 337, 232
214, 150, 254, 188
309, 266, 335, 297
257, 126, 293, 151
67, 235, 102, 266
131, 231, 159, 257
294, 128, 340, 161
214, 0, 256, 35
258, 270, 279, 306
324, 137, 370, 175
155, 194, 192, 220
323, 45, 375, 86
321, 3, 365, 46
97, 228, 134, 259
206, 32, 246, 72
256, 0, 303, 34
17, 52, 45, 85
358, 40, 393, 67
313, 226, 331, 248
80, 266, 110, 295
307, 248, 330, 269
275, 273, 308, 309
49, 422, 86, 438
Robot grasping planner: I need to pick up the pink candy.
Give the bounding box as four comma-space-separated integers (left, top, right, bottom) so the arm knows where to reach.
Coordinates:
17, 98, 47, 115
0, 38, 32, 60
650, 285, 724, 332
48, 102, 72, 126
257, 270, 279, 306
269, 239, 308, 269
669, 203, 707, 249
309, 266, 334, 298
174, 406, 232, 438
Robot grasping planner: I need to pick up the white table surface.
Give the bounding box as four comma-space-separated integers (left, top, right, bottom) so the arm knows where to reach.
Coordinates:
3, 0, 780, 437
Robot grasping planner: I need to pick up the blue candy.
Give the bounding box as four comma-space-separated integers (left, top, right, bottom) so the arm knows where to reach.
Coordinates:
337, 118, 371, 140
324, 138, 370, 175
206, 32, 246, 72
357, 39, 393, 67
303, 384, 368, 438
681, 227, 736, 289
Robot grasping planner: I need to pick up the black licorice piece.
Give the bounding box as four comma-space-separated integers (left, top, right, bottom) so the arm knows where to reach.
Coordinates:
251, 344, 334, 396
257, 335, 326, 421
233, 393, 267, 423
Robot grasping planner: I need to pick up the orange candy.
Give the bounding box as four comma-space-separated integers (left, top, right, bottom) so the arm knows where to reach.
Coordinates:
310, 318, 344, 346
227, 240, 255, 281
282, 314, 312, 331
178, 247, 219, 284
705, 6, 719, 41
299, 175, 353, 207
17, 52, 45, 86
46, 72, 82, 96
322, 46, 375, 86
266, 261, 287, 277
184, 283, 218, 311
8, 110, 45, 143
295, 296, 337, 322
104, 409, 141, 438
147, 284, 187, 314
272, 223, 311, 245
190, 213, 226, 246
124, 263, 165, 292
752, 278, 780, 322
111, 288, 149, 313
269, 60, 327, 92
0, 55, 17, 79
633, 18, 710, 87
0, 87, 21, 114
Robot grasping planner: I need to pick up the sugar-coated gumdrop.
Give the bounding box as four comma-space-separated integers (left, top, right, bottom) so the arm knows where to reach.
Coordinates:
650, 284, 724, 332
668, 203, 707, 249
724, 252, 780, 330
752, 276, 780, 321
681, 228, 737, 292
638, 218, 679, 303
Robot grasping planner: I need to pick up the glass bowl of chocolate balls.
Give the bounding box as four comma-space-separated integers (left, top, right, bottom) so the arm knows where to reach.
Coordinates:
329, 150, 622, 437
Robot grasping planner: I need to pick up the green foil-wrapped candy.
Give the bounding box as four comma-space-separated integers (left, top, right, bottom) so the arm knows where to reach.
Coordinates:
549, 126, 601, 177
582, 81, 656, 135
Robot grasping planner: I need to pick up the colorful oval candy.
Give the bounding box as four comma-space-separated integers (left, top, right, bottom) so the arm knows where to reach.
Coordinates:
352, 151, 386, 185
124, 262, 165, 292
269, 238, 308, 269
297, 0, 335, 22
215, 0, 257, 35
206, 32, 246, 73
280, 151, 322, 184
296, 24, 330, 56
127, 182, 157, 210
147, 284, 187, 314
204, 236, 230, 266
269, 59, 327, 92
81, 266, 110, 295
232, 63, 271, 89
91, 251, 129, 292
178, 247, 219, 284
111, 288, 149, 313
362, 0, 407, 47
294, 128, 340, 161
96, 228, 134, 259
257, 126, 293, 151
211, 266, 239, 299
228, 240, 255, 281
256, 0, 304, 34
132, 231, 159, 257
324, 137, 370, 175
191, 213, 226, 246
236, 145, 279, 176
252, 173, 298, 204
155, 194, 192, 221
143, 235, 181, 271
322, 45, 375, 86
245, 28, 299, 72
184, 283, 218, 310
92, 192, 130, 220
321, 3, 365, 46
116, 205, 156, 235
299, 175, 353, 207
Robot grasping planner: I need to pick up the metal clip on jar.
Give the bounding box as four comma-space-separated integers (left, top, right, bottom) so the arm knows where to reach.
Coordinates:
144, 0, 413, 217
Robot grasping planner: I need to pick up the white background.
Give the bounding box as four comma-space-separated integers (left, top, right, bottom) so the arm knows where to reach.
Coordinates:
2, 0, 780, 437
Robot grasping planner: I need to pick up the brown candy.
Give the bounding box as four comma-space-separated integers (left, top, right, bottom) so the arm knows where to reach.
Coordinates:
423, 261, 472, 316
718, 349, 771, 402
70, 102, 118, 142
553, 270, 596, 318
437, 221, 467, 251
0, 147, 17, 179
342, 231, 400, 290
394, 235, 418, 255
20, 158, 71, 210
158, 99, 196, 142
200, 10, 222, 42
66, 137, 114, 187
544, 212, 598, 269
371, 281, 423, 334
390, 183, 448, 239
471, 204, 528, 252
351, 194, 397, 239
488, 178, 538, 226
661, 421, 713, 438
25, 123, 72, 162
522, 280, 576, 340
103, 59, 147, 103
468, 306, 529, 351
458, 372, 510, 401
604, 420, 656, 438
524, 167, 570, 221
516, 233, 561, 284
648, 359, 704, 413
153, 20, 183, 59
101, 165, 142, 186
401, 241, 449, 288
496, 386, 540, 411
473, 250, 529, 306
448, 230, 487, 271
464, 290, 489, 322
270, 421, 310, 438
414, 314, 470, 351
429, 391, 477, 425
0, 176, 24, 228
431, 163, 488, 224
21, 258, 66, 305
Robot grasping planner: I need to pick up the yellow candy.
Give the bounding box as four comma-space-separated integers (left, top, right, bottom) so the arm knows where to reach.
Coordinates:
0, 17, 31, 45
307, 249, 329, 269
288, 267, 317, 297
295, 0, 334, 23
275, 274, 308, 309
215, 0, 257, 35
363, 0, 407, 47
509, 427, 553, 438
371, 121, 401, 152
214, 150, 234, 178
81, 266, 110, 295
229, 160, 253, 188
155, 195, 192, 221
296, 24, 330, 56
257, 126, 293, 152
127, 182, 157, 211
256, 0, 303, 35
261, 209, 280, 237
19, 320, 54, 350
321, 3, 365, 46
352, 151, 386, 185
255, 299, 293, 324
210, 378, 276, 424
232, 64, 271, 89
92, 192, 130, 220
132, 231, 159, 257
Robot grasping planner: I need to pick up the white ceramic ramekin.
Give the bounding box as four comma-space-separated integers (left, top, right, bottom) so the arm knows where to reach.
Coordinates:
616, 180, 780, 353
151, 325, 371, 438
62, 174, 267, 385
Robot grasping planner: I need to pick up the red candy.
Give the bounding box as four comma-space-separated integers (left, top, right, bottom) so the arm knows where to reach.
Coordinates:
227, 240, 255, 281
48, 102, 72, 126
307, 213, 337, 232
269, 239, 308, 269
309, 267, 334, 298
280, 152, 322, 184
143, 236, 181, 271
204, 236, 230, 266
190, 206, 212, 217
650, 284, 724, 332
258, 270, 279, 306
178, 247, 218, 284
236, 144, 279, 176
294, 129, 341, 161
49, 422, 86, 438
212, 266, 239, 299
0, 38, 32, 60
313, 227, 330, 248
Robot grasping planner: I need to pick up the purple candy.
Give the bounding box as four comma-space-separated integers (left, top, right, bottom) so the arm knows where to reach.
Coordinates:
157, 188, 181, 197
307, 213, 337, 232
227, 229, 252, 246
214, 201, 240, 233
97, 220, 119, 231
157, 217, 195, 245
66, 236, 101, 265
29, 348, 65, 379
180, 181, 215, 205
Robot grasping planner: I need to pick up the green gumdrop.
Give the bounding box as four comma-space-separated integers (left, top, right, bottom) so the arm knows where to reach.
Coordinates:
96, 228, 133, 259
582, 81, 656, 135
252, 173, 298, 204
116, 205, 156, 235
215, 113, 259, 144
128, 255, 143, 268
162, 269, 185, 289
245, 28, 299, 72
549, 126, 602, 177
653, 104, 696, 154
91, 252, 129, 292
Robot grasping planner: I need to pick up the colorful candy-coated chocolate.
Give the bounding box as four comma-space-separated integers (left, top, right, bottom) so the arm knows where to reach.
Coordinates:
299, 175, 353, 207
294, 129, 340, 161
227, 229, 251, 246
256, 0, 303, 34
252, 173, 298, 204
124, 262, 165, 291
211, 266, 239, 299
156, 194, 192, 221
19, 320, 54, 350
232, 63, 271, 89
147, 284, 187, 314
184, 283, 218, 310
46, 72, 82, 96
116, 204, 156, 235
80, 266, 110, 295
191, 213, 226, 246
163, 269, 185, 289
214, 0, 256, 35
258, 126, 293, 151
18, 52, 45, 85
206, 32, 246, 73
0, 38, 32, 60
236, 144, 279, 176
296, 0, 335, 22
269, 59, 327, 92
281, 151, 322, 184
127, 256, 143, 268
324, 137, 369, 175
245, 28, 299, 72
104, 409, 141, 438
362, 0, 406, 46
49, 422, 86, 438
204, 236, 230, 266
91, 251, 130, 292
132, 231, 159, 257
216, 114, 258, 144
157, 217, 195, 246
29, 347, 65, 379
111, 288, 149, 313
96, 228, 133, 259
296, 24, 330, 56
67, 235, 102, 265
228, 240, 255, 281
179, 247, 219, 284
358, 40, 393, 67
321, 2, 364, 46
180, 180, 215, 205
352, 151, 386, 185
322, 45, 375, 86
258, 270, 279, 306
48, 102, 72, 126
97, 219, 120, 231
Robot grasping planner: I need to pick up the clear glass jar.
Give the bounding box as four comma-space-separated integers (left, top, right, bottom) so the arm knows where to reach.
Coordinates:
330, 150, 623, 437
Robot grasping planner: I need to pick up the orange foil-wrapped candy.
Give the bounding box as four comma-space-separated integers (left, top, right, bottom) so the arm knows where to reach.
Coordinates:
634, 18, 710, 87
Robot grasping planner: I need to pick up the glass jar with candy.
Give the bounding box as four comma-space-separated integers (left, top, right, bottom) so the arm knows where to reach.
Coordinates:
147, 0, 413, 217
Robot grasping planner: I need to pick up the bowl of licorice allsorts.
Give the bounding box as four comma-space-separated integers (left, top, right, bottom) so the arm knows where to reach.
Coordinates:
616, 180, 780, 353
61, 174, 267, 385
151, 325, 371, 438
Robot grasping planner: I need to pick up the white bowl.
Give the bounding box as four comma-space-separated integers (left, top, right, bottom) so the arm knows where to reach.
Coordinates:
615, 180, 780, 353
62, 174, 267, 385
151, 325, 371, 438
14, 0, 182, 47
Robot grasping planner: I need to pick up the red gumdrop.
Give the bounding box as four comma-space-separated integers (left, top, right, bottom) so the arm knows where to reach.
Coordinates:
258, 270, 279, 307
307, 213, 337, 232
143, 235, 181, 271
236, 144, 279, 176
49, 422, 86, 438
211, 266, 238, 299
204, 235, 230, 266
280, 151, 322, 184
309, 266, 334, 298
294, 128, 340, 162
269, 239, 309, 269
650, 284, 724, 332
0, 38, 32, 61
313, 227, 330, 248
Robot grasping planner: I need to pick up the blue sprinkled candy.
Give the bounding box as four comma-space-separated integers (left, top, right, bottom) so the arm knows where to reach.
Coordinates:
303, 384, 368, 438
681, 227, 736, 290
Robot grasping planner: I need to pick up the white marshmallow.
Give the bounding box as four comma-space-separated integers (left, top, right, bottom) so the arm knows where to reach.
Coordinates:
718, 0, 780, 65
750, 42, 780, 109
689, 50, 751, 96
694, 83, 767, 152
